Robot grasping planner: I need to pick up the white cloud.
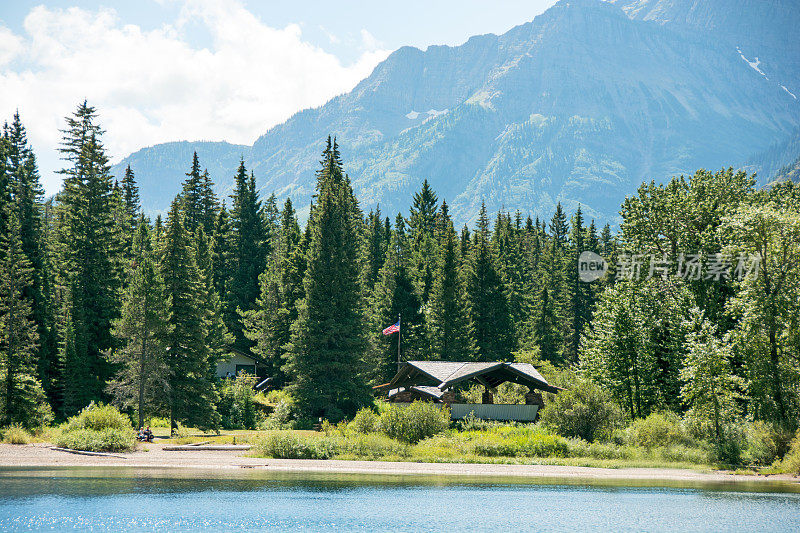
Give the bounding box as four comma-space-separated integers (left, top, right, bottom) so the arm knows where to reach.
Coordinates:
0, 0, 390, 193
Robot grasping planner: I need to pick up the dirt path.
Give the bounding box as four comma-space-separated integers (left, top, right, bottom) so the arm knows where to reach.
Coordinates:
1, 443, 797, 486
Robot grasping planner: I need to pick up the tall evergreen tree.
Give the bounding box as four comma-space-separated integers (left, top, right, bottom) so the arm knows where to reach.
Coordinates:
227, 161, 266, 352
466, 203, 513, 361
244, 198, 302, 385
161, 203, 219, 431
408, 179, 438, 304
4, 112, 59, 410
285, 141, 369, 421
428, 205, 476, 361
199, 169, 219, 234
107, 222, 170, 428
180, 152, 203, 233
0, 212, 51, 428
366, 214, 424, 385
56, 101, 121, 415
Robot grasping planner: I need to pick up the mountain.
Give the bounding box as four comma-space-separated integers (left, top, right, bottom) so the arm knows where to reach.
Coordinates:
113, 0, 800, 225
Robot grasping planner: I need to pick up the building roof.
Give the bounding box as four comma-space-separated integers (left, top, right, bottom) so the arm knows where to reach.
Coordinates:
378, 361, 562, 394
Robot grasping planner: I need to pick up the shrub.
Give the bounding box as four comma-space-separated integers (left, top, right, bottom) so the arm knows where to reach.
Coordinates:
333, 433, 410, 459
255, 433, 334, 460
2, 424, 32, 444
260, 399, 296, 430
778, 430, 800, 474
349, 407, 379, 434
65, 403, 132, 432
623, 412, 691, 448
218, 374, 258, 430
540, 380, 622, 442
379, 401, 450, 444
58, 404, 135, 452
743, 421, 782, 466
56, 427, 135, 452
145, 417, 170, 428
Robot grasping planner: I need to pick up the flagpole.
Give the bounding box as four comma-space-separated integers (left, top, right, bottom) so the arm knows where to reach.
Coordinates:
397, 313, 401, 371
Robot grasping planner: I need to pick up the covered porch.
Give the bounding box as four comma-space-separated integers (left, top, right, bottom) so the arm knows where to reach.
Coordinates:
376, 361, 562, 422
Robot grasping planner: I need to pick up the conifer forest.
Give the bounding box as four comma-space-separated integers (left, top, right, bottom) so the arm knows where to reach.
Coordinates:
1, 101, 799, 447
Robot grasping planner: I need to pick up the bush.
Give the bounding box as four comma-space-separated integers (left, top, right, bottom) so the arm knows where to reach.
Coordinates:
540, 380, 622, 442
778, 430, 800, 474
333, 433, 410, 459
379, 401, 450, 444
2, 424, 32, 444
465, 428, 569, 458
255, 432, 335, 460
58, 404, 135, 452
56, 427, 135, 452
65, 403, 132, 432
218, 374, 259, 430
743, 421, 786, 466
260, 399, 296, 430
349, 407, 379, 434
623, 412, 691, 448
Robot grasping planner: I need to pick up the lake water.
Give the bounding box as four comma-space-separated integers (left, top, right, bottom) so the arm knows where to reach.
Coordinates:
1, 467, 800, 532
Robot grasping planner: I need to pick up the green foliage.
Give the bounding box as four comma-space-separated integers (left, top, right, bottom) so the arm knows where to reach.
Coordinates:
217, 374, 259, 430
57, 101, 122, 416
778, 430, 800, 474
349, 407, 380, 434
64, 403, 132, 431
465, 427, 570, 458
2, 424, 32, 444
106, 221, 170, 428
540, 380, 622, 442
620, 412, 692, 449
56, 427, 134, 452
255, 432, 335, 459
378, 401, 450, 444
285, 139, 370, 421
57, 403, 135, 452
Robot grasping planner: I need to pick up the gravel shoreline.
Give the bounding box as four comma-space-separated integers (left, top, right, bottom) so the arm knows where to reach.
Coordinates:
1, 442, 798, 486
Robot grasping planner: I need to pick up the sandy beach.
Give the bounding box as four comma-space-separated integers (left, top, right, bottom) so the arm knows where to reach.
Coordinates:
1, 442, 797, 486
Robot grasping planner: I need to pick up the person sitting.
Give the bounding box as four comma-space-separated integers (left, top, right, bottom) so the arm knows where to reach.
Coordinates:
144, 426, 153, 442
137, 427, 146, 441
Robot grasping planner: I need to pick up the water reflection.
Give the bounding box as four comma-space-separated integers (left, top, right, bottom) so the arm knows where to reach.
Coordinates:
1, 468, 799, 532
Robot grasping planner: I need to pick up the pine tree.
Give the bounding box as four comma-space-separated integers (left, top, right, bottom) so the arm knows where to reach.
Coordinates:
244, 198, 301, 385
161, 202, 220, 431
408, 180, 438, 304
121, 165, 140, 233
366, 214, 424, 385
107, 222, 170, 428
227, 161, 266, 353
360, 206, 387, 298
0, 212, 52, 428
199, 169, 219, 234
466, 203, 513, 361
564, 206, 593, 363
180, 152, 203, 233
56, 101, 122, 415
195, 226, 233, 374
285, 141, 369, 421
428, 206, 476, 361
5, 112, 59, 410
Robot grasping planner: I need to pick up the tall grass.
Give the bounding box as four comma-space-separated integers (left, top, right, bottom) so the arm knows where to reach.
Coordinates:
1, 424, 32, 444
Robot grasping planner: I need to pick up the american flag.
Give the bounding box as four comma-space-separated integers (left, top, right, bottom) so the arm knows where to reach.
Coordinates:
382, 321, 400, 335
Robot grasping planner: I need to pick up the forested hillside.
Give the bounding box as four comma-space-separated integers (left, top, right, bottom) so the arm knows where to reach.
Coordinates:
113, 0, 800, 226
2, 105, 799, 459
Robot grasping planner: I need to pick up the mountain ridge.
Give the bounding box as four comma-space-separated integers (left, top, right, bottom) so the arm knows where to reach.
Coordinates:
113, 0, 800, 224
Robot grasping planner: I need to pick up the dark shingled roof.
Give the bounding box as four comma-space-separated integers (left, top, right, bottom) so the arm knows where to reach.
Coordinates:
378, 361, 561, 394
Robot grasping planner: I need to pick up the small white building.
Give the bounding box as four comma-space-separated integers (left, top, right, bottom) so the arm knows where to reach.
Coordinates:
215, 349, 266, 379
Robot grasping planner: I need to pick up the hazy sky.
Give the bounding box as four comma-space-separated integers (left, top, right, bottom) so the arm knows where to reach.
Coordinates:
0, 0, 557, 193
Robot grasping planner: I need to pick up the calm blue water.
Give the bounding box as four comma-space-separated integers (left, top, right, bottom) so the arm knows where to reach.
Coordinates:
1, 468, 800, 532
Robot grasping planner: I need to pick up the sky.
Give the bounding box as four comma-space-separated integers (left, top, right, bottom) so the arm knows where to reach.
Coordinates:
0, 0, 557, 194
